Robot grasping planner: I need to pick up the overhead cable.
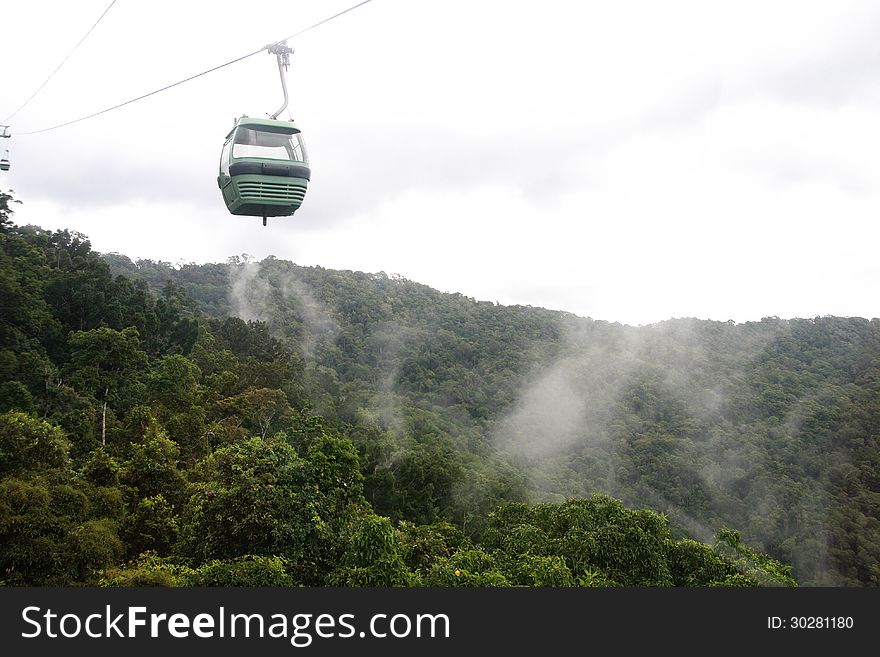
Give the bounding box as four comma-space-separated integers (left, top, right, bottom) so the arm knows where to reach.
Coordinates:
17, 0, 375, 136
2, 0, 119, 124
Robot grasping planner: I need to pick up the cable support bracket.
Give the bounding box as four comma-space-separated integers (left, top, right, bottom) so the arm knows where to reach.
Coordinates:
266, 41, 294, 70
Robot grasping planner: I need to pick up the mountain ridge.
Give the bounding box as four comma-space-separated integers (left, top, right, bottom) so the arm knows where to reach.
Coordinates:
101, 251, 880, 586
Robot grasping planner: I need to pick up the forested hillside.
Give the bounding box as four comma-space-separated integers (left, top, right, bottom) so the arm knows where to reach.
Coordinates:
104, 236, 880, 586
1, 189, 873, 586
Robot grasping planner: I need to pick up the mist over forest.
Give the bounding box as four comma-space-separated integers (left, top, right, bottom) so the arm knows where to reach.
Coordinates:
104, 242, 879, 587
2, 191, 877, 586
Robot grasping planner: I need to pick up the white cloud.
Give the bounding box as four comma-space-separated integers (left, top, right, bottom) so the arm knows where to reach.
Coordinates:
3, 0, 879, 324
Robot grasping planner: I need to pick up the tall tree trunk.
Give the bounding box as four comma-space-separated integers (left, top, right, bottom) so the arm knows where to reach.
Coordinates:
102, 386, 109, 446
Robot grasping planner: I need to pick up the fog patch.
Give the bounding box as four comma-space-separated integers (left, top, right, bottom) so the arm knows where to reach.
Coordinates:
227, 258, 341, 365
228, 259, 272, 324
494, 359, 587, 461
278, 272, 339, 363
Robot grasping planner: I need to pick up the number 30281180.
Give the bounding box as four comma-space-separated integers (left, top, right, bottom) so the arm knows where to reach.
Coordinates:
768, 616, 854, 629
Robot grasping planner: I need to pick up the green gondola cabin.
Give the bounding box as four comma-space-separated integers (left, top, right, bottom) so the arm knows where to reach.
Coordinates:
218, 116, 310, 221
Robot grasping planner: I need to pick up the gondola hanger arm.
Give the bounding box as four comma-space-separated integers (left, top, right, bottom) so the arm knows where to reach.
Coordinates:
266, 42, 295, 120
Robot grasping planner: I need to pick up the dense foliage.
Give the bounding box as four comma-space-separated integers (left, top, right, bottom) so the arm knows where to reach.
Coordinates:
103, 248, 878, 586
2, 189, 871, 585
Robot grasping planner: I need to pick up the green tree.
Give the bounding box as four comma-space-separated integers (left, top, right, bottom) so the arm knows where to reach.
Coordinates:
215, 387, 292, 440
0, 477, 123, 585
396, 520, 463, 575
0, 189, 22, 230
146, 354, 201, 413
120, 494, 180, 558
423, 548, 509, 587
145, 354, 206, 461
186, 555, 295, 586
0, 411, 69, 476
714, 528, 797, 587
64, 327, 147, 445
63, 518, 125, 584
119, 423, 187, 508
0, 380, 34, 413
180, 437, 314, 572
330, 514, 412, 586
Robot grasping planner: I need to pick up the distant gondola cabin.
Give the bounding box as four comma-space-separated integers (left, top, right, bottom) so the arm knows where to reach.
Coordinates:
218, 116, 310, 219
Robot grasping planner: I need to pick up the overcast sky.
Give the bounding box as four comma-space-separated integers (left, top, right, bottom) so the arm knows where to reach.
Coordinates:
2, 0, 879, 325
